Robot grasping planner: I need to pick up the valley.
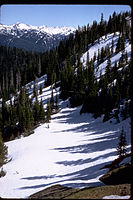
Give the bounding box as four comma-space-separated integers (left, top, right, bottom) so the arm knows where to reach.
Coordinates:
0, 9, 132, 199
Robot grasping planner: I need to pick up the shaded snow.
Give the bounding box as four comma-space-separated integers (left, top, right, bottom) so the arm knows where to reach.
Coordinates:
0, 93, 131, 198
80, 32, 131, 78
0, 32, 131, 198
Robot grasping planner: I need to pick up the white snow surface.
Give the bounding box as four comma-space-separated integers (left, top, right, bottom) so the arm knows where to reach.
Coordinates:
0, 80, 131, 198
0, 22, 76, 36
80, 32, 131, 78
0, 32, 131, 199
103, 195, 130, 199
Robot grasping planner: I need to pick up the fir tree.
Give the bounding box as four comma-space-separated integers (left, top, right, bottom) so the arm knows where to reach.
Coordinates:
39, 98, 45, 121
46, 100, 51, 122
100, 47, 105, 63
103, 110, 111, 122
105, 55, 111, 83
116, 35, 121, 53
111, 39, 114, 55
55, 94, 59, 112
0, 132, 8, 167
117, 127, 127, 157
50, 88, 55, 111
25, 104, 33, 130
32, 97, 40, 124
2, 99, 10, 128
33, 78, 38, 98
114, 108, 120, 123
39, 84, 43, 95
97, 49, 100, 63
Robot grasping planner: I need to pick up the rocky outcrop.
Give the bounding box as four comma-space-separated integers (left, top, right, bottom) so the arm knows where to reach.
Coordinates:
99, 164, 132, 185
29, 184, 80, 199
29, 184, 131, 199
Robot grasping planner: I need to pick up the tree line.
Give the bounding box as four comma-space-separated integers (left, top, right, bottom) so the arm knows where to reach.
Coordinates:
0, 11, 131, 168
0, 11, 131, 100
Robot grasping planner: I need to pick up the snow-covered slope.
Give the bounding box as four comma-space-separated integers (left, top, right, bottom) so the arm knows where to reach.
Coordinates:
0, 81, 131, 198
80, 32, 131, 78
0, 32, 131, 198
0, 23, 76, 52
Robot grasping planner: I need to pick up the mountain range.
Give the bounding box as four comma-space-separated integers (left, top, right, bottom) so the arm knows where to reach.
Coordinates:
0, 23, 76, 52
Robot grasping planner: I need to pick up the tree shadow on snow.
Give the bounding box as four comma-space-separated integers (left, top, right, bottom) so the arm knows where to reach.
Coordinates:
18, 106, 131, 191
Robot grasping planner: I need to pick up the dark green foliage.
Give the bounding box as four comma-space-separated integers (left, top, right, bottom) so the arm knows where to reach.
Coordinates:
114, 109, 120, 123
0, 10, 131, 102
55, 94, 59, 112
39, 84, 43, 95
33, 82, 38, 98
103, 111, 111, 122
0, 167, 6, 178
33, 97, 40, 124
39, 98, 45, 121
46, 100, 51, 122
50, 89, 55, 111
0, 10, 131, 141
117, 127, 127, 157
0, 132, 8, 167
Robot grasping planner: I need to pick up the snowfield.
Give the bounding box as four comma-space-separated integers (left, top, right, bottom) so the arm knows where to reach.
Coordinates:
80, 32, 131, 78
0, 97, 131, 198
0, 32, 131, 199
103, 195, 130, 199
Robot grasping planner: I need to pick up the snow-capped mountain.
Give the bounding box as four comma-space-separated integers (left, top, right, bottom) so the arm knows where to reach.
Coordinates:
0, 22, 76, 52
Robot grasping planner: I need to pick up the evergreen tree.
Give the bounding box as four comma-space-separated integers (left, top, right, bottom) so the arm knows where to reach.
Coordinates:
50, 88, 55, 111
97, 49, 100, 63
117, 127, 127, 157
55, 94, 59, 112
9, 99, 17, 129
116, 35, 121, 53
25, 104, 34, 130
111, 39, 114, 55
2, 99, 10, 128
114, 108, 120, 123
121, 35, 125, 51
125, 51, 128, 64
32, 97, 40, 124
39, 98, 45, 121
39, 84, 43, 95
0, 132, 8, 167
46, 100, 51, 122
105, 55, 111, 83
115, 80, 121, 107
100, 47, 105, 63
103, 110, 111, 122
33, 82, 38, 98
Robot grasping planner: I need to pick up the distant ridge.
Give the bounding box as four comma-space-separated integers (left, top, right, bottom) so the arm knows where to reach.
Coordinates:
0, 23, 76, 52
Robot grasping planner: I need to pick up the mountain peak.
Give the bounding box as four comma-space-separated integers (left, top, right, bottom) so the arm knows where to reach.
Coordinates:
0, 22, 76, 52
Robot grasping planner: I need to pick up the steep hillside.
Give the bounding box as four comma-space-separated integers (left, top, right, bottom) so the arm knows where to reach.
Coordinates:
0, 73, 131, 198
0, 23, 76, 52
0, 13, 131, 197
80, 32, 131, 78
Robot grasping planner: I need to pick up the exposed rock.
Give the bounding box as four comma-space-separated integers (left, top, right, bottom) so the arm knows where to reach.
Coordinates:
29, 184, 80, 199
99, 164, 132, 185
101, 153, 131, 171
29, 184, 131, 199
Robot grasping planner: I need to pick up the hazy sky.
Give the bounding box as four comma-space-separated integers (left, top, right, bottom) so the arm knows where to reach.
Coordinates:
1, 4, 131, 28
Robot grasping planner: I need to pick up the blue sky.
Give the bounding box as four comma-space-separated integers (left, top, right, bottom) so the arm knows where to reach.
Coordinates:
1, 4, 131, 28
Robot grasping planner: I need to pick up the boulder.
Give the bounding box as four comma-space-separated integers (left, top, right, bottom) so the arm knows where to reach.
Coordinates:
99, 164, 132, 185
